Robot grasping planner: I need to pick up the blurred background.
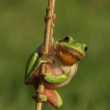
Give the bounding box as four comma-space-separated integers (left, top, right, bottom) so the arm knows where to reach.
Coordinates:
0, 0, 110, 110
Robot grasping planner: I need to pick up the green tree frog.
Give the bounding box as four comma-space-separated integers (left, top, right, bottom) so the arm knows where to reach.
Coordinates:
25, 36, 87, 108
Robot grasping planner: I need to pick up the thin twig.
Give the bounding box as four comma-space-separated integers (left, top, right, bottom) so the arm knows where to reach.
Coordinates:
35, 0, 56, 110
43, 0, 56, 53
49, 0, 56, 47
35, 78, 44, 110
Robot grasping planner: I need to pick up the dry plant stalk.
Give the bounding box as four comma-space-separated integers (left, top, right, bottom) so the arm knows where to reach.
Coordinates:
43, 0, 56, 53
35, 0, 56, 110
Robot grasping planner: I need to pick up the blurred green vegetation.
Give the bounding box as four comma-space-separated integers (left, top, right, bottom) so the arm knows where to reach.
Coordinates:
0, 0, 110, 110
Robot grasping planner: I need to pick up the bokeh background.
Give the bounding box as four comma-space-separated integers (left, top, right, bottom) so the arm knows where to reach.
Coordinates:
0, 0, 110, 110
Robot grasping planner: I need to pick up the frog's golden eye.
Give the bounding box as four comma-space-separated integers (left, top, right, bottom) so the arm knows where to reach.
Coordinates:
64, 36, 70, 42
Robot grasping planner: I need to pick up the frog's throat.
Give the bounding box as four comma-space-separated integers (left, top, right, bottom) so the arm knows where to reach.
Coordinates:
57, 50, 79, 66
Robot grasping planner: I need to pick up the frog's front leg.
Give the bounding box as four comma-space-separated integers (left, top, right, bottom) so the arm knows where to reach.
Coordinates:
44, 70, 71, 84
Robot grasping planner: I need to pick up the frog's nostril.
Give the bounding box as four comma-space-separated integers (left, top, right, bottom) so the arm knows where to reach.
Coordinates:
84, 46, 88, 51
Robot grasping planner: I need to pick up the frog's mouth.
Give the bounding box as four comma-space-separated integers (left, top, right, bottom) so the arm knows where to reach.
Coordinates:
56, 45, 84, 66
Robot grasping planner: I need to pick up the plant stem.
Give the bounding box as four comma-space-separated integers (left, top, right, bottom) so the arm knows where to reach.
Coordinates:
35, 81, 44, 110
36, 0, 56, 110
43, 0, 56, 54
49, 0, 55, 46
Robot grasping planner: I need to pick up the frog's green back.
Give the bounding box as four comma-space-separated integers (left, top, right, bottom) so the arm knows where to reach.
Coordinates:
25, 52, 38, 82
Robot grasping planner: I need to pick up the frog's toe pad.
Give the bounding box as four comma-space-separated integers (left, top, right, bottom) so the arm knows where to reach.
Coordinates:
32, 93, 47, 102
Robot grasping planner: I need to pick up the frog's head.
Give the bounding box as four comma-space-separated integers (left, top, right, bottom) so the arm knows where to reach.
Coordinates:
55, 36, 87, 65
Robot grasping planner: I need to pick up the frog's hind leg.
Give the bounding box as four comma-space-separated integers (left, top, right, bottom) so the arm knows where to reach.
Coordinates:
32, 87, 63, 108
44, 87, 63, 108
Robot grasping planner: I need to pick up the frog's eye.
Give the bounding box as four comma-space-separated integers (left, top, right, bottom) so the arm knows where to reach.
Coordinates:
84, 46, 88, 51
64, 36, 70, 42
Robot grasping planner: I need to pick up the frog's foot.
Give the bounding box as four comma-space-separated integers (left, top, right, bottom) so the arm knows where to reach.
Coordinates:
44, 88, 63, 108
32, 92, 47, 102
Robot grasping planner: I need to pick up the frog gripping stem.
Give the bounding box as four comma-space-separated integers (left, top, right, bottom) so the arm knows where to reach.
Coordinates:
25, 0, 87, 110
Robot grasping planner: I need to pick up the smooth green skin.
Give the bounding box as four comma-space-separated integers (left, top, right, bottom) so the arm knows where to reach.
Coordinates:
25, 36, 87, 84
44, 71, 71, 83
25, 47, 47, 84
56, 36, 87, 57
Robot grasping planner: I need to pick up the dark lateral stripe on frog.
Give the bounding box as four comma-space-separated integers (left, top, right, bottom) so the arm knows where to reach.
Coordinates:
57, 45, 85, 60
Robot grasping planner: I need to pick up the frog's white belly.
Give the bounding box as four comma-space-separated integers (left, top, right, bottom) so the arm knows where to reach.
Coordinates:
44, 55, 78, 88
